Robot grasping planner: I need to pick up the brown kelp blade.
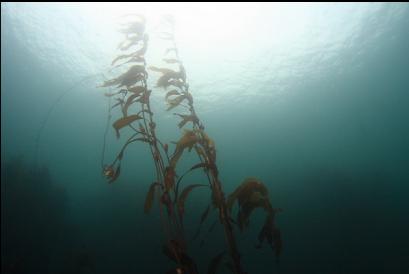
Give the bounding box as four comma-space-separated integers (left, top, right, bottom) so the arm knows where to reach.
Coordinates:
170, 130, 200, 167
167, 79, 186, 90
175, 130, 199, 152
118, 67, 146, 88
174, 113, 199, 128
113, 114, 143, 138
135, 89, 151, 104
156, 72, 181, 89
111, 52, 136, 66
119, 56, 146, 67
191, 204, 211, 241
165, 89, 181, 100
256, 213, 283, 259
189, 162, 209, 172
200, 204, 211, 225
144, 182, 160, 214
167, 95, 189, 111
122, 93, 141, 117
227, 177, 269, 212
116, 135, 151, 162
162, 239, 186, 263
111, 54, 145, 68
100, 65, 146, 88
117, 34, 147, 51
177, 184, 208, 215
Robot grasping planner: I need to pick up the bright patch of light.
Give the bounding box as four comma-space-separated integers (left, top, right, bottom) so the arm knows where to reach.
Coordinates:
4, 2, 403, 109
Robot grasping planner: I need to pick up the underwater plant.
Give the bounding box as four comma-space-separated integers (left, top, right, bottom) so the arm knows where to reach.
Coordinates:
99, 14, 282, 274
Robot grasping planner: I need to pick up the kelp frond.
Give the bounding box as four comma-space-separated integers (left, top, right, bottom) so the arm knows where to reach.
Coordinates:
112, 114, 143, 138
100, 65, 147, 88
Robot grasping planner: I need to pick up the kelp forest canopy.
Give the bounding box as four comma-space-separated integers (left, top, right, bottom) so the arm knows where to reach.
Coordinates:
99, 14, 282, 274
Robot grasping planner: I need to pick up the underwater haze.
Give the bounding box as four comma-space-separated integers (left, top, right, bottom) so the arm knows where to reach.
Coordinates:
2, 2, 409, 274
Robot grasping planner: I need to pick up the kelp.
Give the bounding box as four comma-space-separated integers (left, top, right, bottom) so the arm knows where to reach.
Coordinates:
227, 178, 273, 231
200, 205, 211, 226
122, 93, 141, 117
118, 33, 149, 51
100, 65, 147, 88
191, 204, 212, 241
174, 113, 199, 129
104, 89, 127, 97
226, 178, 283, 259
166, 94, 191, 111
165, 89, 181, 100
128, 86, 146, 95
103, 164, 121, 184
111, 53, 145, 67
256, 211, 283, 260
118, 14, 146, 35
99, 15, 283, 274
158, 72, 184, 89
162, 239, 199, 274
149, 65, 187, 89
227, 178, 268, 207
112, 114, 143, 138
111, 98, 124, 110
144, 182, 160, 213
164, 166, 176, 192
177, 184, 208, 222
169, 130, 200, 168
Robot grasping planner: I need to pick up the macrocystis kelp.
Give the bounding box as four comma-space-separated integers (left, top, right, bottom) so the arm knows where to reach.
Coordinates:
99, 14, 282, 274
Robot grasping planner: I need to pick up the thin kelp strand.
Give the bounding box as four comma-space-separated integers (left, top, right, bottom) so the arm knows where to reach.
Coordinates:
35, 73, 106, 167
101, 91, 113, 169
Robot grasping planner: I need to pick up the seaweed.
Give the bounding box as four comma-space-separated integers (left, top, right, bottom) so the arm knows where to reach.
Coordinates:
99, 15, 283, 274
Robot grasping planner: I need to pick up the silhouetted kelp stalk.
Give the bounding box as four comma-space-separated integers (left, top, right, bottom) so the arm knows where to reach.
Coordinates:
99, 14, 283, 274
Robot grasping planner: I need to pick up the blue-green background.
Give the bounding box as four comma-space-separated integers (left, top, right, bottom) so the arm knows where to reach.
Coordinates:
1, 3, 409, 274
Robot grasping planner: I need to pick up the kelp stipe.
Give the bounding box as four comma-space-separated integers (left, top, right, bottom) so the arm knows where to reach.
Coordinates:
99, 14, 283, 274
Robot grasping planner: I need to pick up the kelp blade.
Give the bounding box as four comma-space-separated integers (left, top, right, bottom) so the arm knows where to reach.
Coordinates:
144, 182, 159, 214
177, 184, 207, 212
113, 114, 142, 138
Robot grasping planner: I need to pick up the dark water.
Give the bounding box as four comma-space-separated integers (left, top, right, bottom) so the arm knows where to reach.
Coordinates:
2, 3, 409, 274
